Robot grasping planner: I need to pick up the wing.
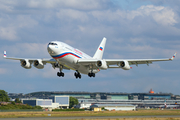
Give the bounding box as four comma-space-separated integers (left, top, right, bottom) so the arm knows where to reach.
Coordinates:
106, 52, 177, 67
3, 51, 70, 70
4, 57, 56, 63
77, 53, 177, 69
77, 59, 99, 69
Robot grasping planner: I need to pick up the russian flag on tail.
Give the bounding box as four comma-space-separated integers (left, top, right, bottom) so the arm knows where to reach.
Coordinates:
99, 47, 103, 51
171, 52, 177, 60
4, 51, 6, 57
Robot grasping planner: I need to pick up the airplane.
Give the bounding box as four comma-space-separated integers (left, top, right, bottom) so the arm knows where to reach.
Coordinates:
159, 100, 179, 108
3, 37, 177, 79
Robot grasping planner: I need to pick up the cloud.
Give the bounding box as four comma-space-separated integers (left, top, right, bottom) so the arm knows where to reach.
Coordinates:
0, 15, 38, 41
137, 5, 177, 25
91, 5, 177, 26
1, 43, 48, 58
56, 9, 89, 22
0, 27, 17, 41
0, 2, 14, 12
27, 0, 110, 10
0, 68, 7, 74
16, 15, 38, 28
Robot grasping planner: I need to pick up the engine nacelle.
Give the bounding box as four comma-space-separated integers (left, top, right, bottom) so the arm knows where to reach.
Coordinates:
21, 59, 31, 69
96, 60, 108, 70
33, 59, 44, 69
118, 60, 131, 70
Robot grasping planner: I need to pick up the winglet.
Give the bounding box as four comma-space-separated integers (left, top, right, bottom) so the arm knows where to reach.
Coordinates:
4, 51, 6, 58
170, 52, 177, 60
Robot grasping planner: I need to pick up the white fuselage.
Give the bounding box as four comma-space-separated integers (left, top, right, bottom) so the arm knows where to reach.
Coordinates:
47, 41, 99, 74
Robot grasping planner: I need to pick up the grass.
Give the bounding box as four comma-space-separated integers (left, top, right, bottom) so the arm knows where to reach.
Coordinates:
0, 109, 180, 118
63, 118, 180, 120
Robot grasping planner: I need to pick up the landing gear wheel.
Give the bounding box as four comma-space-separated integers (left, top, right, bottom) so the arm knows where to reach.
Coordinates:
57, 65, 65, 78
57, 72, 60, 76
88, 73, 95, 77
74, 71, 81, 79
74, 72, 77, 76
57, 72, 64, 77
61, 72, 64, 77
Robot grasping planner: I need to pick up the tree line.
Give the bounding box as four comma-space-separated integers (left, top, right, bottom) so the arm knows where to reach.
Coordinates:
0, 89, 79, 110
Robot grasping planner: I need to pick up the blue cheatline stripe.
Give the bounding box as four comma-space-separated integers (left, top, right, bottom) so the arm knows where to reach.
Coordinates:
52, 52, 82, 59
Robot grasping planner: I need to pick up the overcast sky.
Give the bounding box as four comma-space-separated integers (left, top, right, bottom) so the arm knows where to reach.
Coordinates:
0, 0, 180, 95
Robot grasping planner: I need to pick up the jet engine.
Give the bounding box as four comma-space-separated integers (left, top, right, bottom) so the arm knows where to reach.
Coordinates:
118, 60, 131, 70
96, 60, 108, 70
21, 59, 31, 69
33, 59, 44, 69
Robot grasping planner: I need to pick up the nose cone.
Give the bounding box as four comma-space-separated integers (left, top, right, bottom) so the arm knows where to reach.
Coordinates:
47, 42, 61, 56
47, 45, 54, 54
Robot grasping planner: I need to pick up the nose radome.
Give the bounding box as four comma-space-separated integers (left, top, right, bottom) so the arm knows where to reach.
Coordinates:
47, 45, 54, 54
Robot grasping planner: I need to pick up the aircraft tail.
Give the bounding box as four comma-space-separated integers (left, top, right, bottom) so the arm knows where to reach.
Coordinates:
171, 52, 177, 60
93, 37, 106, 60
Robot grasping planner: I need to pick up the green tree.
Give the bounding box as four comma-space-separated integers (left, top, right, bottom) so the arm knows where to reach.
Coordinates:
15, 98, 22, 103
69, 97, 78, 108
0, 90, 9, 102
11, 101, 16, 105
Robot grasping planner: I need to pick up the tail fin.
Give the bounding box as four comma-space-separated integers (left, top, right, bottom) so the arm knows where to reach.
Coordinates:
93, 37, 106, 60
171, 52, 177, 60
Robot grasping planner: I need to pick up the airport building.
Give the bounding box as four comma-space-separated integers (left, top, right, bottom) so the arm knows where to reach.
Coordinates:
21, 95, 69, 110
22, 99, 59, 110
76, 99, 180, 109
48, 95, 69, 109
10, 91, 180, 102
14, 91, 179, 101
9, 90, 180, 109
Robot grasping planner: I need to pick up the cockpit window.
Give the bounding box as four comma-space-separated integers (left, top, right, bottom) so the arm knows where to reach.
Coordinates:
48, 43, 57, 45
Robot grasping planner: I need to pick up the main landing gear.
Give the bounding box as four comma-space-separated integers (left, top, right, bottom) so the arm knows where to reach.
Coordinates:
57, 72, 64, 77
88, 73, 95, 77
57, 65, 64, 77
88, 65, 95, 77
74, 71, 81, 79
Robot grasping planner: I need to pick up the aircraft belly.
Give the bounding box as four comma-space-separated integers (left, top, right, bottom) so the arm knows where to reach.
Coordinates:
78, 66, 100, 74
56, 55, 99, 75
56, 55, 83, 71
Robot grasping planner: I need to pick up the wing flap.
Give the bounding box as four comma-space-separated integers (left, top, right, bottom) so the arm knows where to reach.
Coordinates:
77, 59, 98, 65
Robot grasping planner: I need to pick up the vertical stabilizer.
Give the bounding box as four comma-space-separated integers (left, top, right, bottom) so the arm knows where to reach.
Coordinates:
93, 37, 106, 60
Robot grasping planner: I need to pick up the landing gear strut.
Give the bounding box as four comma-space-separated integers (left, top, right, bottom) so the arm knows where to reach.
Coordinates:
88, 64, 95, 77
57, 65, 64, 77
74, 71, 81, 79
